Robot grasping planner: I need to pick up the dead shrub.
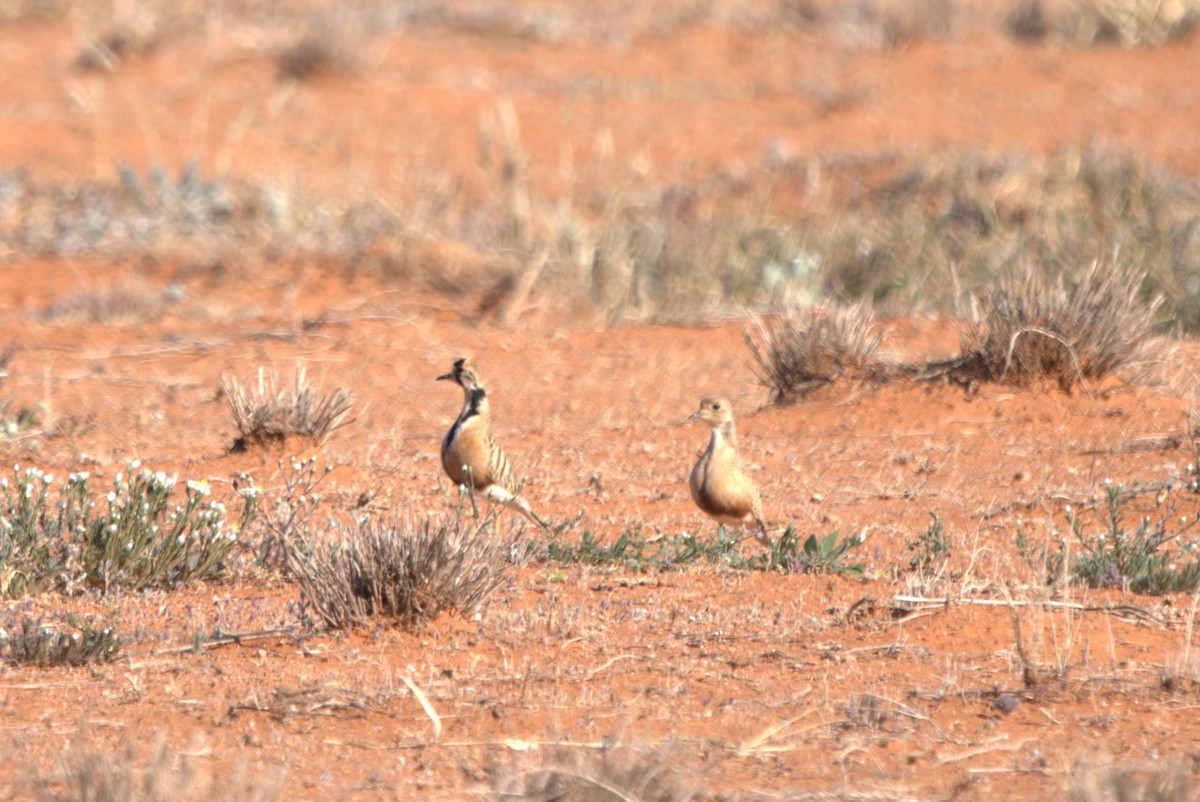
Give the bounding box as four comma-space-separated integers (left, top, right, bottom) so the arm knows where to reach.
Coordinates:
958, 262, 1164, 392
493, 741, 696, 802
286, 510, 514, 631
744, 302, 883, 402
223, 368, 356, 449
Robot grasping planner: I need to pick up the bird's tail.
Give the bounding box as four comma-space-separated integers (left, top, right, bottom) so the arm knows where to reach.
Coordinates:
485, 485, 550, 532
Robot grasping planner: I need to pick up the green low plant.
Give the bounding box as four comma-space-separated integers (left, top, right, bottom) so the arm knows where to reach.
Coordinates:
544, 525, 865, 575
771, 527, 867, 575
1018, 482, 1200, 593
907, 512, 951, 573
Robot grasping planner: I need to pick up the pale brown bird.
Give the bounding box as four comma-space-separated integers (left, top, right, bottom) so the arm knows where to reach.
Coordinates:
688, 396, 769, 547
437, 357, 549, 530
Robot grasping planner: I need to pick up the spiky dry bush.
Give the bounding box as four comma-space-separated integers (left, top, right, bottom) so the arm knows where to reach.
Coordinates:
1, 617, 121, 667
286, 511, 514, 630
223, 368, 355, 449
493, 742, 696, 802
31, 737, 283, 802
1069, 753, 1193, 802
959, 262, 1164, 391
744, 302, 883, 402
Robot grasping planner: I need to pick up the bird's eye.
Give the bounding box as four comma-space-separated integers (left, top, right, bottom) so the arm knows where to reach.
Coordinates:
711, 402, 720, 410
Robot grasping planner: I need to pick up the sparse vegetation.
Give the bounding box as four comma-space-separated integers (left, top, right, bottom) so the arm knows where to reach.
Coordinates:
223, 368, 356, 449
817, 149, 1200, 331
744, 302, 884, 402
1018, 482, 1200, 593
544, 525, 865, 575
3, 147, 1199, 329
2, 4, 1200, 799
285, 504, 514, 630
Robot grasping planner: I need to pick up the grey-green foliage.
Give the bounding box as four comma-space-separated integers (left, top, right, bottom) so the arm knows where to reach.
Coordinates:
0, 462, 259, 596
1, 615, 122, 667
1018, 482, 1200, 593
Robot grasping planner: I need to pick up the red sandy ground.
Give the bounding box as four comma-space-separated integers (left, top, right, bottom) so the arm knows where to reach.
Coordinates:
1, 10, 1200, 800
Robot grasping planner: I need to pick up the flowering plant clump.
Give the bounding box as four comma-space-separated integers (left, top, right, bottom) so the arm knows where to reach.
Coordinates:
1018, 481, 1200, 594
0, 461, 259, 596
0, 615, 123, 667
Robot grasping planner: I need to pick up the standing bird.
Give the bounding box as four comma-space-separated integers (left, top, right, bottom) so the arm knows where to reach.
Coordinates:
688, 396, 770, 547
437, 357, 549, 530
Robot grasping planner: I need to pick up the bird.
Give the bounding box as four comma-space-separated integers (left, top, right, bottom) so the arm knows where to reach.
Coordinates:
688, 396, 770, 547
437, 357, 549, 530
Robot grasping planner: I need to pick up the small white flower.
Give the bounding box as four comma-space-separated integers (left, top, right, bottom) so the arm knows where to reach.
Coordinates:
187, 479, 211, 496
107, 491, 116, 503
129, 459, 141, 470
42, 473, 53, 485
1065, 505, 1073, 515
125, 540, 133, 550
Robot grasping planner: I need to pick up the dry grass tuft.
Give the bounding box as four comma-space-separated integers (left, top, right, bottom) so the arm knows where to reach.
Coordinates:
744, 302, 884, 402
493, 741, 696, 802
223, 367, 356, 449
286, 509, 514, 631
958, 262, 1165, 392
1068, 753, 1193, 802
31, 737, 283, 802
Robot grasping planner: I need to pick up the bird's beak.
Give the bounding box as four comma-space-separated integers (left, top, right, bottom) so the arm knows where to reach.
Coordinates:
436, 372, 454, 382
687, 410, 701, 422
